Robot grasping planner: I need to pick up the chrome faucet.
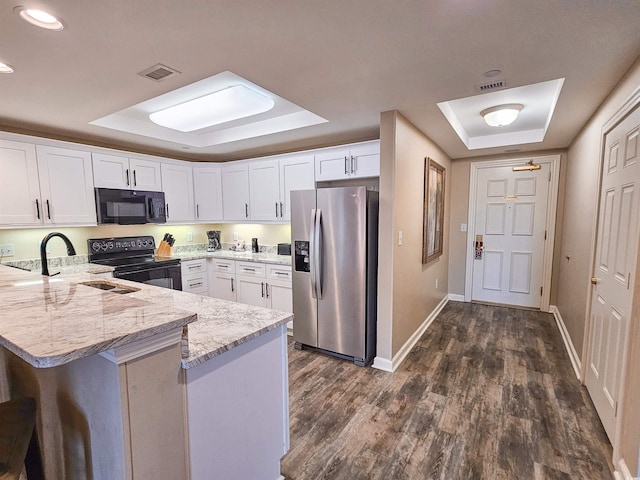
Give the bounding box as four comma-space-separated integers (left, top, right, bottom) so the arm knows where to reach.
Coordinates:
40, 232, 76, 276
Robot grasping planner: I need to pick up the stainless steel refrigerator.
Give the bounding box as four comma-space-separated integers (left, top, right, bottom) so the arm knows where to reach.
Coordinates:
291, 186, 378, 366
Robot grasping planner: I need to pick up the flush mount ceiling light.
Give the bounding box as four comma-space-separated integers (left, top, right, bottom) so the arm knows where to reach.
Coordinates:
15, 7, 64, 31
149, 84, 276, 132
0, 62, 14, 73
480, 104, 523, 127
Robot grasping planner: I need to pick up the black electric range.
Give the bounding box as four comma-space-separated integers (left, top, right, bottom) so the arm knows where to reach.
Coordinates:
88, 236, 182, 290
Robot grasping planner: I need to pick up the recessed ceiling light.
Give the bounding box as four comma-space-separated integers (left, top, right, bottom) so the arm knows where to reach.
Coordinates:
480, 104, 523, 127
149, 85, 276, 132
484, 69, 502, 78
15, 7, 65, 31
0, 62, 15, 73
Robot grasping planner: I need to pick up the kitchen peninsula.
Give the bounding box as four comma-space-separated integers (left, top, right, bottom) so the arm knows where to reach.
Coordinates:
0, 263, 291, 480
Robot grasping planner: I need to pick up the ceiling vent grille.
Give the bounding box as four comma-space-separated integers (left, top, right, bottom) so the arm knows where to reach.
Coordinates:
138, 64, 181, 82
475, 79, 507, 93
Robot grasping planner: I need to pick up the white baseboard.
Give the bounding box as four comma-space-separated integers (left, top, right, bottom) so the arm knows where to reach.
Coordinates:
372, 295, 449, 373
549, 305, 582, 380
616, 458, 635, 480
448, 293, 465, 302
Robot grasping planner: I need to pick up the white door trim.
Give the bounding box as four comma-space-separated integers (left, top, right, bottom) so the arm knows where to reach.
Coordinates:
464, 154, 561, 311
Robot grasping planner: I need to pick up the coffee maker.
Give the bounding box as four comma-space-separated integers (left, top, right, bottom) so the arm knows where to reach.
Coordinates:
207, 231, 221, 251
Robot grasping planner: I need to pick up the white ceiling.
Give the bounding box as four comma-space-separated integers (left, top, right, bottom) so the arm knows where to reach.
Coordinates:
1, 1, 639, 162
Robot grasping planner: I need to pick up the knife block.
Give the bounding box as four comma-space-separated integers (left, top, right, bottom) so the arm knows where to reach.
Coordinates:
157, 241, 172, 256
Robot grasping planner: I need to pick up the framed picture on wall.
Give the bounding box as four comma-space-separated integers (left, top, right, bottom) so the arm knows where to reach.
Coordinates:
423, 157, 445, 264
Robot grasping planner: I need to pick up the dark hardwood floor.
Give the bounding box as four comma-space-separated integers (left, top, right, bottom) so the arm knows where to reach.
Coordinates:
281, 301, 615, 480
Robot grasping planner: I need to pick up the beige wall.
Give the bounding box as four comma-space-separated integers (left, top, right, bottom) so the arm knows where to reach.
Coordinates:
0, 223, 291, 261
377, 111, 451, 361
447, 150, 567, 306
557, 55, 640, 475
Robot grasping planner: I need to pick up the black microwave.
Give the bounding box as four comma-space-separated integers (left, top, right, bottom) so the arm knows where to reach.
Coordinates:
95, 188, 166, 225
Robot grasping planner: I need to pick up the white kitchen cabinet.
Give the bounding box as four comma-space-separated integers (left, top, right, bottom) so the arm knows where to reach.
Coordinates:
236, 261, 268, 308
266, 265, 293, 312
210, 259, 237, 301
36, 145, 96, 225
249, 154, 314, 222
222, 163, 250, 221
314, 140, 380, 181
181, 259, 208, 295
0, 139, 41, 225
249, 160, 280, 221
93, 152, 162, 191
193, 165, 223, 222
0, 141, 95, 226
161, 162, 195, 223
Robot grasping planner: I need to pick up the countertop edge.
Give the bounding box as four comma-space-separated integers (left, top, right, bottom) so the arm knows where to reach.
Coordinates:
181, 315, 292, 369
1, 313, 198, 369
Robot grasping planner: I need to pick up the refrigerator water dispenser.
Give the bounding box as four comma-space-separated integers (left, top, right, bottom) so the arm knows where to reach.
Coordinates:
294, 241, 310, 272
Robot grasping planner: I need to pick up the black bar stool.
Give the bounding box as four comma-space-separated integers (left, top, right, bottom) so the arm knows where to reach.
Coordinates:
0, 397, 44, 480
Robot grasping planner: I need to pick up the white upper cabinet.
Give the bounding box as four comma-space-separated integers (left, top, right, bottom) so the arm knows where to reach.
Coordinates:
249, 160, 280, 221
279, 154, 315, 221
36, 145, 96, 225
315, 140, 380, 181
193, 165, 223, 222
93, 152, 162, 191
0, 139, 41, 225
248, 154, 315, 222
161, 162, 195, 223
222, 163, 250, 221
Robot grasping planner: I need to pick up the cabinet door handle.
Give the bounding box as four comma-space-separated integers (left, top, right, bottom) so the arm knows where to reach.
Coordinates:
231, 278, 235, 292
166, 204, 169, 218
46, 199, 51, 220
35, 199, 40, 219
219, 264, 228, 269
196, 204, 200, 219
133, 169, 137, 187
344, 156, 349, 175
261, 282, 265, 298
280, 202, 284, 218
275, 202, 279, 218
266, 283, 269, 298
274, 271, 288, 276
126, 169, 130, 186
245, 203, 249, 218
351, 155, 355, 174
243, 267, 256, 272
188, 265, 201, 270
189, 281, 203, 288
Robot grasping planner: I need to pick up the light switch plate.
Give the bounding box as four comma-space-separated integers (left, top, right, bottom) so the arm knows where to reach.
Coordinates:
398, 231, 403, 246
461, 223, 467, 232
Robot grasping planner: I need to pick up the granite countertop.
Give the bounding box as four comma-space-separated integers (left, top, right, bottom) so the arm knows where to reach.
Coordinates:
0, 264, 292, 370
0, 266, 196, 368
172, 250, 293, 266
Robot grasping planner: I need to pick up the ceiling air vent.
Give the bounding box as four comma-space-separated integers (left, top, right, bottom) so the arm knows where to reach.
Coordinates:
475, 79, 507, 93
137, 64, 181, 82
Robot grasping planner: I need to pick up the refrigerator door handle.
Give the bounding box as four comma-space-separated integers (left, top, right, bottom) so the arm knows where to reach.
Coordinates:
310, 208, 318, 299
315, 208, 323, 299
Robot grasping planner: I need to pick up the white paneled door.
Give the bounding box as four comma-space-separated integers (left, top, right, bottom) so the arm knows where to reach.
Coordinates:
471, 163, 551, 308
586, 106, 640, 442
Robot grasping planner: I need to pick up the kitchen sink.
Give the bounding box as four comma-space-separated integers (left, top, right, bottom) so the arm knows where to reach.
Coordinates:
79, 280, 140, 295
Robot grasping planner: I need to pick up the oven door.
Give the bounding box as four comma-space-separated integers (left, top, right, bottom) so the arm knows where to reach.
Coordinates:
113, 264, 182, 291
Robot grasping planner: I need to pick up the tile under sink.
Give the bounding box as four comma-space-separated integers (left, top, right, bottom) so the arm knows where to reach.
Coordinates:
79, 280, 140, 294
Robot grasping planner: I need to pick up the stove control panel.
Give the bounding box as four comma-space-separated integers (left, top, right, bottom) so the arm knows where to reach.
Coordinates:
88, 236, 156, 254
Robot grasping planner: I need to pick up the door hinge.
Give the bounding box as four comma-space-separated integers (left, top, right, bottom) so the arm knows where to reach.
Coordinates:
540, 286, 543, 296
615, 401, 618, 417
544, 230, 547, 240
548, 171, 551, 182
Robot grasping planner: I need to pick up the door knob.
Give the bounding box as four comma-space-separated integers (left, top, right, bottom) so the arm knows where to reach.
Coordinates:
591, 277, 600, 285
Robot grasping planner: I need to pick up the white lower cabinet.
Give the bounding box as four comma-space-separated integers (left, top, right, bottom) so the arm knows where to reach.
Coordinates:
209, 258, 292, 312
181, 259, 208, 295
209, 259, 237, 301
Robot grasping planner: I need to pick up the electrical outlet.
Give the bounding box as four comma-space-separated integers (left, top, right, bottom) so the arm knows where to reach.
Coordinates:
0, 243, 15, 257
186, 232, 193, 242
233, 232, 238, 241
461, 223, 467, 232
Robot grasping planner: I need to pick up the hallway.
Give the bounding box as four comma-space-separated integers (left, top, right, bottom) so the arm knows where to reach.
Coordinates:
281, 302, 614, 479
